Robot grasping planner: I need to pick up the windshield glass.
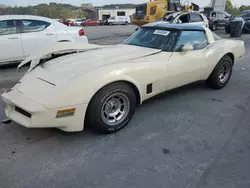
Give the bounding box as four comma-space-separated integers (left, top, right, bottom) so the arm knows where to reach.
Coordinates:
123, 27, 179, 51
241, 13, 250, 20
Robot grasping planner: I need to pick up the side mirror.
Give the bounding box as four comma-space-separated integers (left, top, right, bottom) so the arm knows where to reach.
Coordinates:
181, 44, 193, 54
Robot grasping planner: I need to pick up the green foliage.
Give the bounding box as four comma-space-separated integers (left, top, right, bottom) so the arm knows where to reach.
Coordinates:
239, 5, 250, 12
0, 3, 87, 19
225, 0, 241, 16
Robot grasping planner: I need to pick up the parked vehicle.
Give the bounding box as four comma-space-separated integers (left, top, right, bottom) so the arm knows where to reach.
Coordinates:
0, 15, 88, 65
225, 13, 250, 34
81, 19, 100, 26
241, 10, 250, 15
74, 19, 85, 26
107, 16, 131, 25
99, 19, 108, 25
131, 0, 200, 26
162, 11, 209, 28
201, 11, 230, 31
61, 19, 75, 26
1, 24, 244, 134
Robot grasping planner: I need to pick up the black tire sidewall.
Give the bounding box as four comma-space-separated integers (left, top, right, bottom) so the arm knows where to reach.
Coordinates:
207, 56, 233, 89
87, 83, 136, 134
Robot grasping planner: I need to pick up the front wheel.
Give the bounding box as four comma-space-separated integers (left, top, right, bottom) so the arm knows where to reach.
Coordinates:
206, 55, 233, 89
86, 82, 137, 134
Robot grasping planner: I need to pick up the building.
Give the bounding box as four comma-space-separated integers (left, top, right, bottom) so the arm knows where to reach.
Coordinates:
97, 8, 136, 20
211, 0, 226, 12
0, 4, 6, 8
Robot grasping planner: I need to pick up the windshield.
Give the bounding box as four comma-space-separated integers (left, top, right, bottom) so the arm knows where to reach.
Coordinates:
241, 13, 250, 20
123, 27, 179, 51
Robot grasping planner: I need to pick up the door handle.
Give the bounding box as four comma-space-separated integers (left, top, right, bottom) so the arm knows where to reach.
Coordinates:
45, 33, 54, 35
8, 37, 18, 39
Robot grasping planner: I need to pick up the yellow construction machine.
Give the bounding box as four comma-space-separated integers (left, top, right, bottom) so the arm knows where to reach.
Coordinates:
131, 0, 199, 26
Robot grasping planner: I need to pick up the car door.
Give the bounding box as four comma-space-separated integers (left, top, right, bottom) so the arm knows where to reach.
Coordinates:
166, 30, 213, 90
19, 19, 57, 58
0, 19, 24, 64
189, 13, 207, 27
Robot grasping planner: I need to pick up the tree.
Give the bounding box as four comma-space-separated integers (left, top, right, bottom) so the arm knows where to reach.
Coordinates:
225, 0, 240, 15
225, 0, 233, 12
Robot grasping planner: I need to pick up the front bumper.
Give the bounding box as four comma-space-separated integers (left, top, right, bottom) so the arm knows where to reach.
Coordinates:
1, 89, 88, 132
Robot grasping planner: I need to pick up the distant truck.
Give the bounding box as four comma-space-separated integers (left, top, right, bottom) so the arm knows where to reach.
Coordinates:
131, 0, 199, 26
106, 16, 131, 25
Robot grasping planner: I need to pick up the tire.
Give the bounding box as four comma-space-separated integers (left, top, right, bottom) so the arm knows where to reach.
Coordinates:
206, 55, 233, 89
225, 25, 231, 34
211, 23, 217, 31
86, 82, 137, 134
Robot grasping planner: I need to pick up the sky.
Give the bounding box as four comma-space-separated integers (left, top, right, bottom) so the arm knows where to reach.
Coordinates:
0, 0, 248, 7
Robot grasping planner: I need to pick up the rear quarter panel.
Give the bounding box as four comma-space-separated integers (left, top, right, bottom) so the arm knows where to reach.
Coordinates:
203, 39, 245, 78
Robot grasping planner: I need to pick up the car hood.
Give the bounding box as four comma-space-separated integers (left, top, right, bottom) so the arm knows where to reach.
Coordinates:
14, 44, 161, 104
20, 44, 161, 85
43, 44, 160, 71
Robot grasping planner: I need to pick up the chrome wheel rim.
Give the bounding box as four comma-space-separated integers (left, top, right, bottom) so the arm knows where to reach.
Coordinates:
218, 62, 231, 84
101, 93, 130, 126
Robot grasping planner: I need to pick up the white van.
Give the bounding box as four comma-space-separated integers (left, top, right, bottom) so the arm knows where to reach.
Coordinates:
107, 16, 131, 25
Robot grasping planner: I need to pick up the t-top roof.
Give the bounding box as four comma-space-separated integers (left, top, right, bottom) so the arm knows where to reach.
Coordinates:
142, 21, 205, 31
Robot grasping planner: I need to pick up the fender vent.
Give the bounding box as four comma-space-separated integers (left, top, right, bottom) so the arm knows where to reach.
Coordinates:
146, 84, 153, 94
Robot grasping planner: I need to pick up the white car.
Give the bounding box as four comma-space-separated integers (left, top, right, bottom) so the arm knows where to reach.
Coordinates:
1, 24, 244, 134
74, 19, 85, 26
163, 11, 209, 28
0, 15, 88, 65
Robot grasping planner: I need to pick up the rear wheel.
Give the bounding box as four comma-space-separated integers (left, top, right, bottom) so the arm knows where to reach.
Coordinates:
211, 23, 217, 31
86, 82, 137, 134
206, 55, 233, 89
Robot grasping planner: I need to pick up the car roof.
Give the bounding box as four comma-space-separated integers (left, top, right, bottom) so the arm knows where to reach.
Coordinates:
142, 21, 205, 31
0, 15, 53, 22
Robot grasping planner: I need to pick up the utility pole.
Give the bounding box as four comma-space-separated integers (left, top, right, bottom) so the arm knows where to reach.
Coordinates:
48, 4, 52, 18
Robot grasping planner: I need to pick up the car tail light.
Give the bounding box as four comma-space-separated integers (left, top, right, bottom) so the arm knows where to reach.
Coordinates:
79, 29, 85, 36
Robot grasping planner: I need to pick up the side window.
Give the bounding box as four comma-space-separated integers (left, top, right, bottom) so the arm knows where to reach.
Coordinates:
21, 19, 50, 33
178, 14, 190, 23
174, 31, 208, 52
150, 6, 157, 15
0, 20, 18, 36
190, 13, 203, 22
